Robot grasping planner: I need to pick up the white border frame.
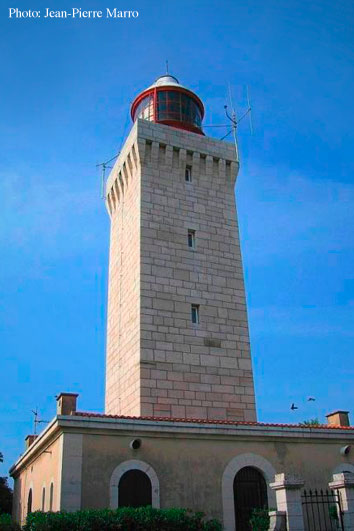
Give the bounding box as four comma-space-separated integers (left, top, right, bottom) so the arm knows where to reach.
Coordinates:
109, 459, 160, 509
222, 453, 276, 531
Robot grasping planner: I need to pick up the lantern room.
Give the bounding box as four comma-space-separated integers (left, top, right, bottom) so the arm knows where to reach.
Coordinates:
131, 74, 205, 135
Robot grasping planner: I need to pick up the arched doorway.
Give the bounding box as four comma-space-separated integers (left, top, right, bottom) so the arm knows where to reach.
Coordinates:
118, 469, 152, 507
234, 466, 268, 531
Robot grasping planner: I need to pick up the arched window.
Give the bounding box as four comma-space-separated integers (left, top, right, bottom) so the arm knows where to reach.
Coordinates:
234, 467, 268, 531
27, 489, 33, 515
49, 483, 54, 511
110, 459, 160, 509
118, 469, 152, 508
41, 487, 46, 511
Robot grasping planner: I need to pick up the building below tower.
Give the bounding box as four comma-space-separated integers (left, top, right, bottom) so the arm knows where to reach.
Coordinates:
10, 394, 354, 530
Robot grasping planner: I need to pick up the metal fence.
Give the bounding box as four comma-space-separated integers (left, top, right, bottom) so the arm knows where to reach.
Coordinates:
302, 489, 344, 531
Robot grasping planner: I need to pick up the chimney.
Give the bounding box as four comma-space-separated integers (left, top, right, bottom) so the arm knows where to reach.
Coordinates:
56, 393, 79, 416
326, 410, 350, 427
25, 435, 38, 449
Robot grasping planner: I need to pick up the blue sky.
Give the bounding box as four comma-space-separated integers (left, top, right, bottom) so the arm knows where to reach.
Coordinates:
1, 0, 353, 477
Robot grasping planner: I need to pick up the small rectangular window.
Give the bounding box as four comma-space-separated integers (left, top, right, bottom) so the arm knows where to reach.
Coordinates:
188, 229, 196, 249
191, 304, 200, 324
185, 165, 192, 182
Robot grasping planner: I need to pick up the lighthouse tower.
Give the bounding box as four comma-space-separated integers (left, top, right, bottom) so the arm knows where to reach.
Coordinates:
104, 74, 256, 422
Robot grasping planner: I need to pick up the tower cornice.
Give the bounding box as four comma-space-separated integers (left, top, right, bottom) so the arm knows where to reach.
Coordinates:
105, 120, 239, 217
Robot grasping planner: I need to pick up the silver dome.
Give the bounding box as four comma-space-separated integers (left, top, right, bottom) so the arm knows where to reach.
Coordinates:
147, 74, 189, 92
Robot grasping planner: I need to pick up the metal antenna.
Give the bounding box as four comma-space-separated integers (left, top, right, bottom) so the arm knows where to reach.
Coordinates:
96, 153, 120, 200
32, 408, 49, 435
223, 84, 254, 161
224, 83, 239, 162
246, 85, 253, 135
234, 87, 253, 129
166, 59, 169, 74
229, 84, 239, 160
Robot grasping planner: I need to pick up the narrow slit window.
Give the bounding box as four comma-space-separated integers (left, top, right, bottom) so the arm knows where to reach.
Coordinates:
188, 229, 196, 249
27, 489, 32, 515
191, 304, 200, 324
185, 165, 192, 182
42, 487, 46, 512
49, 483, 54, 511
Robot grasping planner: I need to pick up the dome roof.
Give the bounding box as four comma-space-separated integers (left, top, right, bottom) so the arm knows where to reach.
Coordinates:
147, 74, 189, 91
154, 74, 180, 86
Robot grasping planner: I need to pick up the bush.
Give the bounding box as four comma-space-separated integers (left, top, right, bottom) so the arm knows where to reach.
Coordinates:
329, 505, 339, 521
0, 513, 21, 531
249, 508, 270, 531
24, 506, 222, 531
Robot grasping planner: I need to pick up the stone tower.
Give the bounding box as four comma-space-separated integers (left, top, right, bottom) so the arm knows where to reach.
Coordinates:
105, 74, 256, 422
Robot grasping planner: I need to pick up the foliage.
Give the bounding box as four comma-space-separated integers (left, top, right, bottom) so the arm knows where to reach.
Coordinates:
299, 418, 320, 427
0, 513, 21, 531
329, 505, 339, 521
0, 452, 13, 516
24, 506, 222, 531
249, 508, 270, 531
0, 478, 13, 516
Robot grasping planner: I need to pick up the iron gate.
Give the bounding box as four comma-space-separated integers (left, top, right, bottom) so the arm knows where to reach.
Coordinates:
234, 467, 268, 531
302, 489, 344, 531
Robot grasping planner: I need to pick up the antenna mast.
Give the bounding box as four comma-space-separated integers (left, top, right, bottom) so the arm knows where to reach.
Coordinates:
223, 84, 253, 164
96, 153, 120, 199
31, 408, 49, 435
246, 85, 253, 135
228, 84, 239, 162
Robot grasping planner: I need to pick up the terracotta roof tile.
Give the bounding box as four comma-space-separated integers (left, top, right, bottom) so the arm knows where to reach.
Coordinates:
72, 411, 354, 430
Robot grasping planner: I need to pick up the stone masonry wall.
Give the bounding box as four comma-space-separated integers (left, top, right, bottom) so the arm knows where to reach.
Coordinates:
105, 133, 141, 415
105, 120, 256, 421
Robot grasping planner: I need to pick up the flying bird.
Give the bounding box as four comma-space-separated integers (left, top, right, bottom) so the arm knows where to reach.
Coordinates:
290, 403, 298, 410
307, 397, 316, 401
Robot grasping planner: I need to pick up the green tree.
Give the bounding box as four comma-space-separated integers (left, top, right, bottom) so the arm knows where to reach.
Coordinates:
299, 418, 320, 426
0, 452, 13, 515
0, 478, 13, 515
